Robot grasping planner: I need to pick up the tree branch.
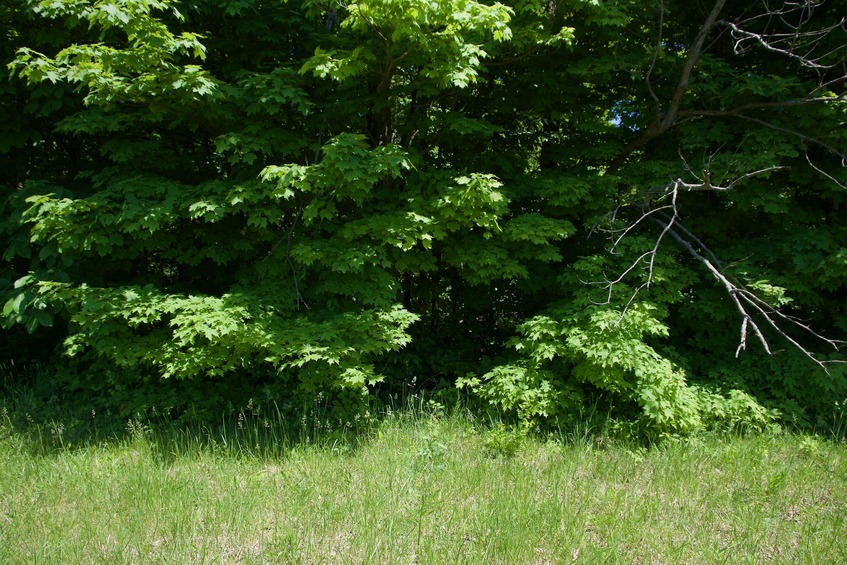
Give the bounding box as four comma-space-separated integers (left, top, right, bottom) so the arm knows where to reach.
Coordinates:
609, 0, 846, 173
593, 169, 844, 370
608, 0, 727, 172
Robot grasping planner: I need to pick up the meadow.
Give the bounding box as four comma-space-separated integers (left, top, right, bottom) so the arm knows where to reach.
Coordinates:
1, 395, 846, 564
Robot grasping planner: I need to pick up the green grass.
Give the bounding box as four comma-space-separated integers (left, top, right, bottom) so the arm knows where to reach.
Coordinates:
1, 403, 846, 564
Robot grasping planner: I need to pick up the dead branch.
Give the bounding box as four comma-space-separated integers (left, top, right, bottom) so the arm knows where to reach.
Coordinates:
594, 1, 846, 368
592, 169, 844, 370
805, 149, 847, 189
656, 215, 843, 370
719, 1, 847, 72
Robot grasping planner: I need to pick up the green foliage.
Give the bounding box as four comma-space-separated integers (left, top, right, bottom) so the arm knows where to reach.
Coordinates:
464, 302, 701, 433
2, 0, 845, 431
300, 0, 514, 90
690, 386, 777, 433
482, 422, 523, 457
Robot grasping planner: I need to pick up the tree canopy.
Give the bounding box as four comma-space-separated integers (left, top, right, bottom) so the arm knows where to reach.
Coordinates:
2, 0, 846, 431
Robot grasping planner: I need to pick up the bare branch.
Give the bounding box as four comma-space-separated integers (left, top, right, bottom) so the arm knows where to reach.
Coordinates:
610, 0, 846, 173
805, 149, 847, 189
720, 1, 847, 71
284, 205, 310, 311
262, 205, 310, 311
659, 217, 842, 370
591, 163, 844, 369
594, 1, 847, 368
590, 183, 681, 323
732, 114, 847, 162
610, 202, 676, 248
657, 220, 773, 355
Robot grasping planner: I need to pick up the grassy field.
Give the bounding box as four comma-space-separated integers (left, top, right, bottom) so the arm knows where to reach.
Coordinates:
1, 400, 846, 564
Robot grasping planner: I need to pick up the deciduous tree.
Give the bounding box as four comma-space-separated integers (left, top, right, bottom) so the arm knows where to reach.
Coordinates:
2, 0, 845, 429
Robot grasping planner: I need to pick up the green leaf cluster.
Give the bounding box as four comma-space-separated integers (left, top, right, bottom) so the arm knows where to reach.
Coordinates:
2, 0, 845, 428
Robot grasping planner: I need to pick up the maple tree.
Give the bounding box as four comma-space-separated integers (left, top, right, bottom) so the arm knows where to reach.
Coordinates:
2, 0, 846, 430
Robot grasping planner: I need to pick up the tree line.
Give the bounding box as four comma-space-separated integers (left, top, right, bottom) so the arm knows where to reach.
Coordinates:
2, 0, 846, 431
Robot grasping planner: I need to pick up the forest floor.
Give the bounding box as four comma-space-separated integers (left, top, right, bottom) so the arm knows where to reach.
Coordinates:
1, 395, 846, 564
